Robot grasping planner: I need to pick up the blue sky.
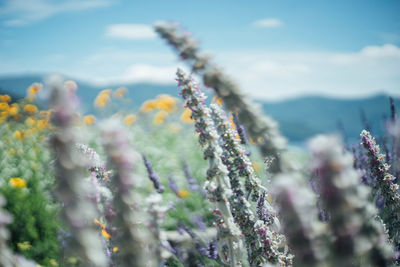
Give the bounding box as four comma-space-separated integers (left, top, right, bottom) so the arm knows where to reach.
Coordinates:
0, 0, 399, 100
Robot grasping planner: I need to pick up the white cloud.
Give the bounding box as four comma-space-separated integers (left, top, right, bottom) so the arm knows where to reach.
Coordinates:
216, 44, 400, 100
0, 0, 113, 26
104, 24, 157, 40
252, 18, 283, 28
95, 64, 181, 84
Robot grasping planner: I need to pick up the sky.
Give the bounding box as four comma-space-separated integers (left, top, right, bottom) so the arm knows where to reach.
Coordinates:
0, 0, 399, 100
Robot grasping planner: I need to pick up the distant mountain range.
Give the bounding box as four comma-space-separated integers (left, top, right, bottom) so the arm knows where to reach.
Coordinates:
0, 74, 398, 144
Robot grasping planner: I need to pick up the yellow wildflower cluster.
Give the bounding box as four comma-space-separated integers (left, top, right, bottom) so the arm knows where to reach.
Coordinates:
140, 94, 178, 113
0, 94, 11, 102
9, 177, 27, 188
94, 89, 112, 108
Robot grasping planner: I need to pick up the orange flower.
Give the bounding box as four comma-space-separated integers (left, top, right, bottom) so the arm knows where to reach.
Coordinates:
37, 120, 49, 130
155, 94, 177, 113
153, 110, 168, 124
0, 102, 9, 110
13, 130, 23, 140
124, 114, 137, 125
180, 109, 193, 123
23, 104, 38, 114
113, 247, 119, 252
94, 89, 112, 107
10, 177, 27, 188
140, 100, 157, 112
177, 189, 190, 198
8, 103, 19, 116
101, 229, 111, 239
212, 96, 223, 106
0, 95, 11, 102
83, 115, 96, 125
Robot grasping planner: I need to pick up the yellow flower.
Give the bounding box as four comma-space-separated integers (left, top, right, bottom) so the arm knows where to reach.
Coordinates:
0, 102, 9, 110
249, 137, 257, 145
83, 115, 96, 125
257, 137, 264, 143
28, 82, 42, 94
0, 95, 11, 102
124, 114, 137, 125
140, 100, 157, 113
113, 247, 119, 252
14, 130, 23, 140
101, 229, 111, 239
37, 120, 49, 130
114, 87, 127, 98
94, 219, 106, 229
212, 96, 223, 106
153, 110, 168, 124
25, 117, 36, 127
24, 104, 38, 114
180, 109, 193, 123
94, 89, 112, 107
17, 241, 32, 251
10, 177, 27, 188
8, 103, 19, 116
155, 94, 177, 113
177, 189, 190, 198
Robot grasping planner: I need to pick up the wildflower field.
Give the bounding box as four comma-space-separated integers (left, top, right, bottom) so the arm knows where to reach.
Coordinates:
0, 22, 399, 267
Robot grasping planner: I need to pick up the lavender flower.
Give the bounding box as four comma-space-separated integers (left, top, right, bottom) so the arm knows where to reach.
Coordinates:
101, 120, 155, 267
232, 113, 248, 145
361, 130, 400, 251
49, 76, 107, 267
168, 175, 179, 195
177, 68, 243, 266
182, 161, 200, 191
208, 241, 218, 259
310, 135, 394, 265
142, 154, 165, 193
210, 103, 292, 266
155, 22, 287, 173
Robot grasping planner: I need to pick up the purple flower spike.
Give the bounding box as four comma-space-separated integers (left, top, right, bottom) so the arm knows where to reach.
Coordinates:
142, 154, 164, 194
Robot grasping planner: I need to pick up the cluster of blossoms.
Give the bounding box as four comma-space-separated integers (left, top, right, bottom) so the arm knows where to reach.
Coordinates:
177, 68, 244, 266
101, 120, 156, 267
177, 68, 292, 266
155, 22, 287, 173
49, 76, 107, 266
210, 103, 292, 265
309, 135, 394, 265
361, 130, 400, 252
